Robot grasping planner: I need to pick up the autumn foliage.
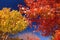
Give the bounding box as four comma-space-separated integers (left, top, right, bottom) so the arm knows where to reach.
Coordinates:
0, 8, 28, 40
53, 30, 60, 40
0, 8, 28, 34
18, 0, 60, 36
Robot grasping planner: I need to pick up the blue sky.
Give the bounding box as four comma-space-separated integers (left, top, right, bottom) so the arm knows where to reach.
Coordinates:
0, 0, 51, 40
